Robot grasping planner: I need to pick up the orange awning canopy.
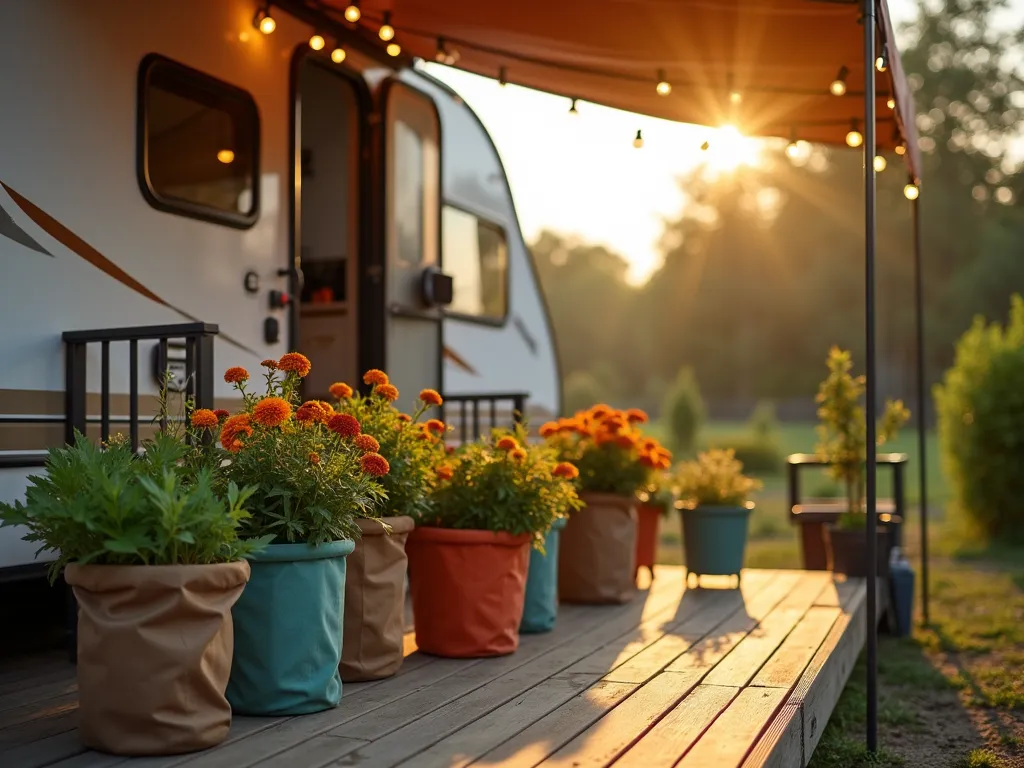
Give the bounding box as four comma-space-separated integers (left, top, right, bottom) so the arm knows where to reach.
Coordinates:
308, 0, 921, 180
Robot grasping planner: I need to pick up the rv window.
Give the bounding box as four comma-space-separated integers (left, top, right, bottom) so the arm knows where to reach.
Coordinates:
138, 55, 259, 227
442, 206, 509, 321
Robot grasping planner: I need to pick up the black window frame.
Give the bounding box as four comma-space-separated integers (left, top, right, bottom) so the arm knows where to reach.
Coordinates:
136, 53, 261, 229
441, 203, 511, 327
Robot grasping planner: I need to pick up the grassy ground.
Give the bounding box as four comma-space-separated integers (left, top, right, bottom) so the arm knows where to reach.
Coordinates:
653, 420, 1023, 767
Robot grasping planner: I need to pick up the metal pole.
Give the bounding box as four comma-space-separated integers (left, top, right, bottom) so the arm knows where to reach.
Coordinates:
863, 0, 879, 754
912, 194, 930, 625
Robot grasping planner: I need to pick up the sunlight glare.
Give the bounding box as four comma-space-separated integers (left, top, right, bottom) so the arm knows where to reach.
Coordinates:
702, 125, 761, 172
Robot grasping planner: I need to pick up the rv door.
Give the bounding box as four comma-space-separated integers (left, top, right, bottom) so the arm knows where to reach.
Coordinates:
383, 81, 443, 399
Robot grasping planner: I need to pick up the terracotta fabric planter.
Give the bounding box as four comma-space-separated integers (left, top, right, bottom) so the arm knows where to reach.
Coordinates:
340, 516, 415, 682
406, 527, 530, 658
634, 504, 663, 580
65, 561, 250, 756
559, 492, 637, 604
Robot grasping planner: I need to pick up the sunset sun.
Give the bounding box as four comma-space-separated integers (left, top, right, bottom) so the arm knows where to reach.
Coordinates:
702, 124, 762, 172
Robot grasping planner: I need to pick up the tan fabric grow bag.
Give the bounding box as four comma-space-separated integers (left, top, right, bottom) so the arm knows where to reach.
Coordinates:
558, 492, 638, 604
341, 516, 415, 682
65, 560, 250, 756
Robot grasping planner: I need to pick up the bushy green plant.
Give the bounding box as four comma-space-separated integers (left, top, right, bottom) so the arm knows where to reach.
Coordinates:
663, 367, 705, 455
934, 295, 1024, 540
0, 432, 267, 582
815, 347, 910, 524
430, 425, 583, 549
675, 449, 762, 507
749, 399, 779, 442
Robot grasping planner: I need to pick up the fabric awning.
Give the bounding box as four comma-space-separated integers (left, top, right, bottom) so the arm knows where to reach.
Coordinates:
300, 0, 921, 180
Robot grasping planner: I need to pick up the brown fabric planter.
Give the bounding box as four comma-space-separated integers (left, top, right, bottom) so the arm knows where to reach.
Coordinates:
65, 560, 250, 756
559, 492, 638, 604
340, 516, 415, 682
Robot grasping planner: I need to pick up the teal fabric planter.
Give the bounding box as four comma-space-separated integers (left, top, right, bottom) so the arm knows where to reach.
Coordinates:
227, 539, 354, 716
520, 517, 567, 634
681, 504, 752, 581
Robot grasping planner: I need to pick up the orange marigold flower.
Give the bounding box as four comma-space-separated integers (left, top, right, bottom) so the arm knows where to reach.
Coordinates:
190, 409, 219, 429
261, 359, 278, 370
329, 382, 353, 400
328, 413, 361, 437
626, 408, 649, 424
539, 422, 559, 438
425, 419, 446, 434
397, 413, 412, 423
589, 404, 611, 420
354, 434, 380, 453
253, 396, 292, 427
308, 452, 321, 465
220, 414, 253, 452
363, 369, 389, 386
436, 465, 454, 481
374, 383, 400, 401
509, 447, 528, 463
496, 436, 519, 451
419, 388, 443, 406
296, 400, 331, 425
278, 352, 312, 377
638, 453, 658, 469
616, 433, 638, 449
640, 438, 660, 452
214, 409, 230, 422
553, 462, 580, 479
417, 430, 435, 441
360, 452, 390, 476
224, 366, 249, 384
446, 445, 455, 454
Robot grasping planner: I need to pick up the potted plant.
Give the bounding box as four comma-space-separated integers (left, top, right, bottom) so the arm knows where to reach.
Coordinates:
409, 426, 580, 655
0, 414, 264, 756
675, 448, 762, 585
545, 405, 672, 604
635, 469, 674, 581
815, 347, 910, 577
330, 370, 446, 681
217, 355, 389, 715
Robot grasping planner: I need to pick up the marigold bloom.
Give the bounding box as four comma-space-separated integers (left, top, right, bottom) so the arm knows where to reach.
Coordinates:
360, 452, 390, 476
328, 413, 361, 437
496, 436, 519, 451
539, 422, 559, 438
329, 382, 353, 400
640, 438, 660, 452
220, 414, 253, 452
436, 464, 454, 481
190, 409, 219, 429
615, 433, 638, 449
590, 404, 611, 420
354, 434, 380, 453
419, 388, 443, 406
425, 419, 446, 434
509, 447, 527, 463
363, 369, 389, 386
639, 453, 658, 469
253, 396, 292, 428
446, 445, 456, 454
374, 383, 400, 401
308, 452, 321, 465
397, 413, 412, 422
296, 400, 331, 425
214, 409, 230, 422
553, 462, 580, 479
278, 352, 312, 377
260, 359, 278, 370
224, 366, 249, 384
626, 408, 649, 424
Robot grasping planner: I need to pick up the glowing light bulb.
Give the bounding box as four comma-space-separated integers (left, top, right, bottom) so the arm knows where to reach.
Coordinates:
876, 54, 887, 72
729, 91, 742, 104
786, 141, 800, 159
830, 65, 849, 96
873, 155, 887, 172
379, 12, 394, 41
217, 149, 235, 164
386, 42, 401, 57
895, 144, 907, 156
633, 130, 644, 149
331, 48, 346, 63
656, 70, 671, 96
254, 8, 276, 34
309, 34, 325, 51
344, 1, 361, 22
887, 97, 896, 109
846, 129, 863, 148
904, 183, 920, 200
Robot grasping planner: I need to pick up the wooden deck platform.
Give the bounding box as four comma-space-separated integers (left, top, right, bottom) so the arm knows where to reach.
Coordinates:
1, 567, 872, 768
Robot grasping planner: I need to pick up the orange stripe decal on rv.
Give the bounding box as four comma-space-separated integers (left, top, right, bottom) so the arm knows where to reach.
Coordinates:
443, 346, 479, 376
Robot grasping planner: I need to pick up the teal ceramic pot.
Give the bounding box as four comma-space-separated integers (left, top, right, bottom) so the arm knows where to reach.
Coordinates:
520, 517, 567, 634
681, 504, 752, 580
227, 539, 354, 715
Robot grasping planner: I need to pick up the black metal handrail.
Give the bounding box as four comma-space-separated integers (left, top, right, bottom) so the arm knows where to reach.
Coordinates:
441, 392, 528, 444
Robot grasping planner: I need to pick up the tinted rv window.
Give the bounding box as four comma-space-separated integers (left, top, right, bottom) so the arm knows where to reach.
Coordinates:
442, 206, 509, 321
139, 55, 259, 227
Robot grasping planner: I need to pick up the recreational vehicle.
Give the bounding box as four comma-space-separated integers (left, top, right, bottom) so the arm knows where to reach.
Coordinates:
0, 0, 561, 578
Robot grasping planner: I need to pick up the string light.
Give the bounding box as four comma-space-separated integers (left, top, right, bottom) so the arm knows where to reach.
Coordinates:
568, 98, 578, 115
785, 128, 800, 159
633, 130, 644, 149
344, 1, 361, 23
436, 38, 447, 62
386, 42, 401, 57
253, 5, 276, 34
904, 182, 920, 200
895, 144, 907, 156
499, 67, 508, 87
873, 155, 887, 172
730, 90, 742, 104
876, 50, 888, 72
830, 65, 849, 96
656, 70, 671, 96
217, 149, 235, 164
379, 11, 394, 41
846, 119, 863, 148
331, 47, 347, 63
887, 97, 896, 109
309, 34, 325, 51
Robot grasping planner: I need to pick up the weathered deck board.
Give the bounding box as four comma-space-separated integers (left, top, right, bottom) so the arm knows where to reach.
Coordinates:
1, 568, 877, 768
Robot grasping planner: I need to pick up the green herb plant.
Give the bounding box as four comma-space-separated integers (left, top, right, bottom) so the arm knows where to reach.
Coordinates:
675, 448, 762, 508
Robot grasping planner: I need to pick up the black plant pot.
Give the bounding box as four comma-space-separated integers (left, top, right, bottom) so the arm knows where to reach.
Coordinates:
825, 526, 890, 578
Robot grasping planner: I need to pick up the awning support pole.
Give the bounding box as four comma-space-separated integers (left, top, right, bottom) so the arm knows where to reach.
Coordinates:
863, 0, 879, 754
912, 194, 930, 625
